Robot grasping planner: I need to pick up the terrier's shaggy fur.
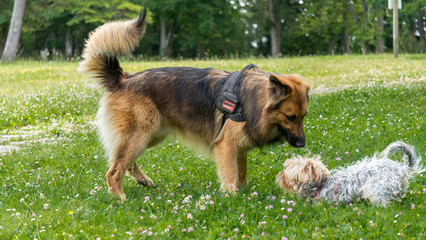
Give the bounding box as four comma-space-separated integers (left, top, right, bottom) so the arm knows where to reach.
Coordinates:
276, 141, 424, 206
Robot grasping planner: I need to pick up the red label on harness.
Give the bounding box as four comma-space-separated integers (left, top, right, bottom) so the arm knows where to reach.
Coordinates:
222, 100, 235, 112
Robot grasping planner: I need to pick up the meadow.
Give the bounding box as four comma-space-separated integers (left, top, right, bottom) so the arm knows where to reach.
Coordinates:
0, 54, 425, 239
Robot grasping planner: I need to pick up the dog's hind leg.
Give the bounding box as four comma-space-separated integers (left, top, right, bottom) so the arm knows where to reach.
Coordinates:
126, 131, 167, 187
362, 176, 402, 206
127, 163, 155, 187
100, 95, 161, 201
106, 131, 151, 201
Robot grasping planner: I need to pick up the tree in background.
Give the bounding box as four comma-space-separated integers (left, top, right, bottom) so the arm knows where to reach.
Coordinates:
244, 0, 301, 57
268, 0, 283, 57
299, 0, 348, 55
298, 0, 424, 55
174, 0, 246, 58
400, 0, 426, 52
140, 0, 247, 59
0, 0, 13, 52
1, 0, 425, 60
1, 0, 26, 62
68, 0, 143, 57
17, 0, 143, 60
144, 0, 178, 58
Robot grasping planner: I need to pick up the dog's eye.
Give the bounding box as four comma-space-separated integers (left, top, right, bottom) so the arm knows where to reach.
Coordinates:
286, 115, 296, 122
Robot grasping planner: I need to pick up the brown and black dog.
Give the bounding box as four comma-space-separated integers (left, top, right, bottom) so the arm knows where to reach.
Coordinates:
80, 9, 310, 201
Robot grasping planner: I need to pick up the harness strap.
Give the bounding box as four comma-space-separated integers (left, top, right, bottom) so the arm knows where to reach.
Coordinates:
216, 64, 257, 125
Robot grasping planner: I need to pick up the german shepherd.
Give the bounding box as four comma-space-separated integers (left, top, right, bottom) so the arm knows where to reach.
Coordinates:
80, 9, 310, 201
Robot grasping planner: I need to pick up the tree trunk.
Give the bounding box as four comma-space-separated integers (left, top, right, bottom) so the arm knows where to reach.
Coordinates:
166, 19, 174, 57
40, 49, 48, 61
418, 11, 425, 52
1, 0, 26, 62
160, 18, 167, 58
347, 0, 370, 55
408, 19, 415, 35
50, 32, 60, 59
159, 18, 174, 59
328, 39, 335, 55
40, 38, 48, 61
198, 43, 205, 59
1, 23, 8, 51
270, 26, 281, 57
343, 8, 350, 54
376, 15, 384, 53
65, 28, 73, 60
74, 44, 80, 57
361, 42, 369, 55
361, 0, 369, 55
343, 32, 350, 54
166, 29, 173, 57
268, 0, 282, 57
346, 0, 359, 24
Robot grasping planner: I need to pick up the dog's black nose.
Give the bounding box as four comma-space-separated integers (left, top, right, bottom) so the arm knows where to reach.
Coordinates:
295, 141, 305, 148
289, 139, 305, 148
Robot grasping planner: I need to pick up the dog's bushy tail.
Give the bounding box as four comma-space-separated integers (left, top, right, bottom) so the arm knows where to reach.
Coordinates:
79, 8, 147, 91
381, 141, 424, 172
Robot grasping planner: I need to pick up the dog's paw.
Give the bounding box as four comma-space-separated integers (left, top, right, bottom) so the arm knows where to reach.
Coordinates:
220, 183, 238, 195
107, 187, 127, 201
120, 193, 127, 202
138, 178, 156, 187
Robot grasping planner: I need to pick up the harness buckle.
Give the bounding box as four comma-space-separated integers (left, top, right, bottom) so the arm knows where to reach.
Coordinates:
217, 92, 238, 114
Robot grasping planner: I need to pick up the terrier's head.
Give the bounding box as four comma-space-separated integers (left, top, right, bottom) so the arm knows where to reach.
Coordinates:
276, 155, 330, 195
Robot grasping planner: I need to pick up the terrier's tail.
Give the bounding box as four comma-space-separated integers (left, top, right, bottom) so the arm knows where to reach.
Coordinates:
79, 8, 147, 91
381, 141, 423, 172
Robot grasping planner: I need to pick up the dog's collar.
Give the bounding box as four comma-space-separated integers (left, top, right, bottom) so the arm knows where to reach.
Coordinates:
313, 185, 322, 199
313, 177, 339, 199
216, 64, 257, 123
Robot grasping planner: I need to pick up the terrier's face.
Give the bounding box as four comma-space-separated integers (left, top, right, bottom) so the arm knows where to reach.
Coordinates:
276, 156, 330, 193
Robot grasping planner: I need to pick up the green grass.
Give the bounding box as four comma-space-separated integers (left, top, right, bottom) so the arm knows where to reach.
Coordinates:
0, 54, 425, 239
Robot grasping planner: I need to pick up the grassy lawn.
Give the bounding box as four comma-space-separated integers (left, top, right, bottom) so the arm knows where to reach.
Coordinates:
0, 54, 425, 239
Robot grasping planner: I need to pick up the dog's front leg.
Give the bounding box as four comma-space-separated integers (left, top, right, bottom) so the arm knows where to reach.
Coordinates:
213, 120, 251, 193
214, 139, 239, 193
237, 151, 248, 187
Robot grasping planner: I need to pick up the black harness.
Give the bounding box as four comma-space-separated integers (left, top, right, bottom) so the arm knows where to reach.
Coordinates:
216, 64, 257, 127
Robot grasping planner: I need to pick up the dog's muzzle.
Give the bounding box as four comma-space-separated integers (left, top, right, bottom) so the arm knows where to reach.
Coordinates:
277, 124, 305, 148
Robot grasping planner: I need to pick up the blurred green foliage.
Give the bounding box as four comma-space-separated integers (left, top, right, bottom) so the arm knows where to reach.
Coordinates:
0, 0, 425, 59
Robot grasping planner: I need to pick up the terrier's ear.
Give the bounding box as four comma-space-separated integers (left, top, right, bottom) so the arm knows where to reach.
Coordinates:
303, 164, 313, 175
276, 171, 296, 192
275, 171, 286, 189
269, 75, 293, 101
309, 164, 329, 182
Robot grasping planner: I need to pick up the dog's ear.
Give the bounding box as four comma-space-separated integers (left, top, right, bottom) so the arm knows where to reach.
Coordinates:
304, 161, 329, 183
269, 75, 293, 101
303, 164, 316, 182
276, 170, 299, 193
316, 168, 330, 182
305, 86, 310, 102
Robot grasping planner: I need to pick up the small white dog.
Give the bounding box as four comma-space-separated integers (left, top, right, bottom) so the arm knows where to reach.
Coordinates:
276, 141, 424, 206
